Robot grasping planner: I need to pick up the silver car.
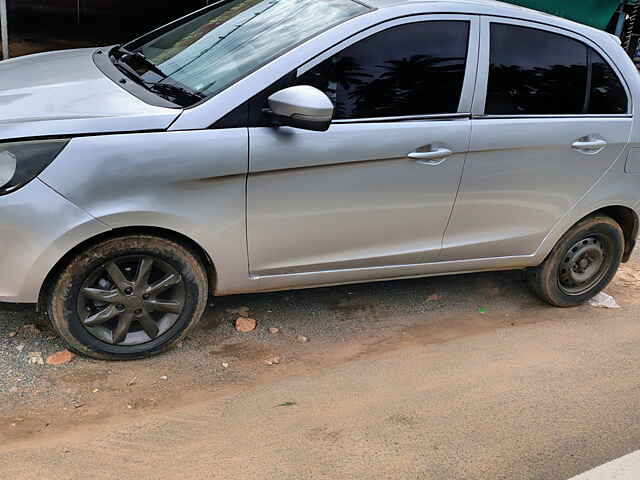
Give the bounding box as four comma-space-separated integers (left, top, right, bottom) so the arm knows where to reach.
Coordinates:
0, 0, 638, 359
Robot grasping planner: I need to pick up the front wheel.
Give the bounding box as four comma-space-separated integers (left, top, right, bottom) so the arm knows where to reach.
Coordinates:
48, 235, 209, 360
527, 216, 624, 307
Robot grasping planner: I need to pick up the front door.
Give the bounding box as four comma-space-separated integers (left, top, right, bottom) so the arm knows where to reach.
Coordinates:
442, 18, 633, 261
246, 17, 478, 278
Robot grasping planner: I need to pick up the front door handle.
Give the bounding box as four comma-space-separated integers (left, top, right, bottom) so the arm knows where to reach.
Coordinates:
572, 138, 607, 154
408, 147, 453, 165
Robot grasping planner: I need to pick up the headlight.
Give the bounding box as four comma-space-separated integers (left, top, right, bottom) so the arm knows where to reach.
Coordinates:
0, 139, 69, 195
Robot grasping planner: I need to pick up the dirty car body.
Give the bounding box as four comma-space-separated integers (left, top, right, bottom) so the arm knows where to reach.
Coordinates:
1, 0, 639, 359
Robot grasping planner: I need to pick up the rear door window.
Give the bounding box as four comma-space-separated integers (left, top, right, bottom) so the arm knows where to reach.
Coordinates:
486, 23, 628, 115
588, 50, 628, 114
486, 24, 588, 115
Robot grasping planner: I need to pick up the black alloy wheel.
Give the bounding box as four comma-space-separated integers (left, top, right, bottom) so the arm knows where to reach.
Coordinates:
48, 235, 209, 360
78, 255, 186, 346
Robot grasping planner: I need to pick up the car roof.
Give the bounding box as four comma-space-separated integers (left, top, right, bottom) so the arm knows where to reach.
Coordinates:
364, 0, 558, 15
360, 0, 614, 42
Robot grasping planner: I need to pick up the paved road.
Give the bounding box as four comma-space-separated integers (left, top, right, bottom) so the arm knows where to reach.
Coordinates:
2, 279, 640, 480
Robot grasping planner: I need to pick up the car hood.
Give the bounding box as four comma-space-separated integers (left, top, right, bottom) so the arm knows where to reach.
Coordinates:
0, 48, 181, 140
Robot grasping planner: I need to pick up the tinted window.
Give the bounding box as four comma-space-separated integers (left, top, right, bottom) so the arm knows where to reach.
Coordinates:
486, 24, 588, 115
298, 21, 470, 119
588, 50, 628, 114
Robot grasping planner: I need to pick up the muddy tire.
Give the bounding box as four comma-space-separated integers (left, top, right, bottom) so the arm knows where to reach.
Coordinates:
48, 235, 209, 360
527, 216, 624, 307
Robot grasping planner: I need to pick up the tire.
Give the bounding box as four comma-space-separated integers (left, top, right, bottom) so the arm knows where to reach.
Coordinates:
527, 216, 624, 307
48, 235, 209, 360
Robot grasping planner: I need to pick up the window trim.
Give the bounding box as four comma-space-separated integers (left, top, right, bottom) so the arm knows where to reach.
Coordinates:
297, 14, 480, 122
473, 16, 632, 118
333, 113, 471, 124
472, 114, 633, 120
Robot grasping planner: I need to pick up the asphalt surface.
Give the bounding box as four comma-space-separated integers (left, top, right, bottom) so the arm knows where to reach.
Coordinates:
2, 255, 640, 479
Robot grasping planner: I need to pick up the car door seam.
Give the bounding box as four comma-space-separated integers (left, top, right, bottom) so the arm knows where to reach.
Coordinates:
440, 15, 480, 253
440, 123, 472, 253
245, 127, 252, 278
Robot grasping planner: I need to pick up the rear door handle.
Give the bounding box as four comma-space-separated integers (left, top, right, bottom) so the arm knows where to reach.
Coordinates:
408, 147, 453, 165
572, 139, 607, 153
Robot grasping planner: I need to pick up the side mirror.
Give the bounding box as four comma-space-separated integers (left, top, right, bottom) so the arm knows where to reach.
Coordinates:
266, 85, 334, 132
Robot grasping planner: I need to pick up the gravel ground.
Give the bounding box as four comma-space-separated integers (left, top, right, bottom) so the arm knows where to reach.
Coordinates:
0, 305, 67, 396
0, 267, 534, 405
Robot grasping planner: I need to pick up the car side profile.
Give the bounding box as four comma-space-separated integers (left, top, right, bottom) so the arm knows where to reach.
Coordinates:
0, 0, 638, 360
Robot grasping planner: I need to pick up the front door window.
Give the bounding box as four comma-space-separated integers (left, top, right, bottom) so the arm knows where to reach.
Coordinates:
298, 20, 470, 119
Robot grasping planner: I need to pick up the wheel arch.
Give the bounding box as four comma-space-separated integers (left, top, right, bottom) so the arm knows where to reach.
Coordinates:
38, 226, 218, 312
591, 205, 639, 262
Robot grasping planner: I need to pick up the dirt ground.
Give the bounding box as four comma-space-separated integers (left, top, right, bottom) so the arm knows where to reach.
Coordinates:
2, 250, 640, 451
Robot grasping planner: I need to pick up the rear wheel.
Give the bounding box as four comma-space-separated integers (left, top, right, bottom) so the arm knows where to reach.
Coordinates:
527, 216, 624, 307
48, 235, 209, 360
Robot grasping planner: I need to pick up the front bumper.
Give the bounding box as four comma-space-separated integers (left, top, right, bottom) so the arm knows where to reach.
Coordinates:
0, 178, 109, 303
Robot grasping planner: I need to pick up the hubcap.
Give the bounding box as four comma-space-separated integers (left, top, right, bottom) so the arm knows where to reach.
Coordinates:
77, 255, 186, 346
558, 235, 609, 296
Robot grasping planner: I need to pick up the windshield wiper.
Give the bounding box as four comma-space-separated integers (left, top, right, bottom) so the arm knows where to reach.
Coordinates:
110, 46, 204, 107
112, 46, 165, 79
147, 83, 205, 107
122, 50, 169, 80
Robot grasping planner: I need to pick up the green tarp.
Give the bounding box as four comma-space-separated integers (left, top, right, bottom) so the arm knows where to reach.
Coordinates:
505, 0, 621, 29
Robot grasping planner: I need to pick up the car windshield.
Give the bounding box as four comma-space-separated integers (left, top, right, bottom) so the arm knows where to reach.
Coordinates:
125, 0, 369, 103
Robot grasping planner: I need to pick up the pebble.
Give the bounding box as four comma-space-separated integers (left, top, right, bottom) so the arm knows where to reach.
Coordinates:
160, 375, 168, 381
46, 350, 76, 366
268, 327, 280, 334
222, 362, 229, 369
27, 352, 44, 365
264, 357, 281, 366
235, 317, 257, 333
297, 335, 309, 343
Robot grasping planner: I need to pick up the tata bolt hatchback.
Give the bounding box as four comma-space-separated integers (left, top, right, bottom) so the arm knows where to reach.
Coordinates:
0, 0, 638, 359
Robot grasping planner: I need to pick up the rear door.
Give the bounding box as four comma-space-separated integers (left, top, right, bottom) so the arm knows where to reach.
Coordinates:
247, 16, 478, 278
442, 17, 632, 261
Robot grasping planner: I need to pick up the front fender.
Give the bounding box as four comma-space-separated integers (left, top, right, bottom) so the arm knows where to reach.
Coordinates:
39, 130, 251, 295
0, 179, 109, 303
